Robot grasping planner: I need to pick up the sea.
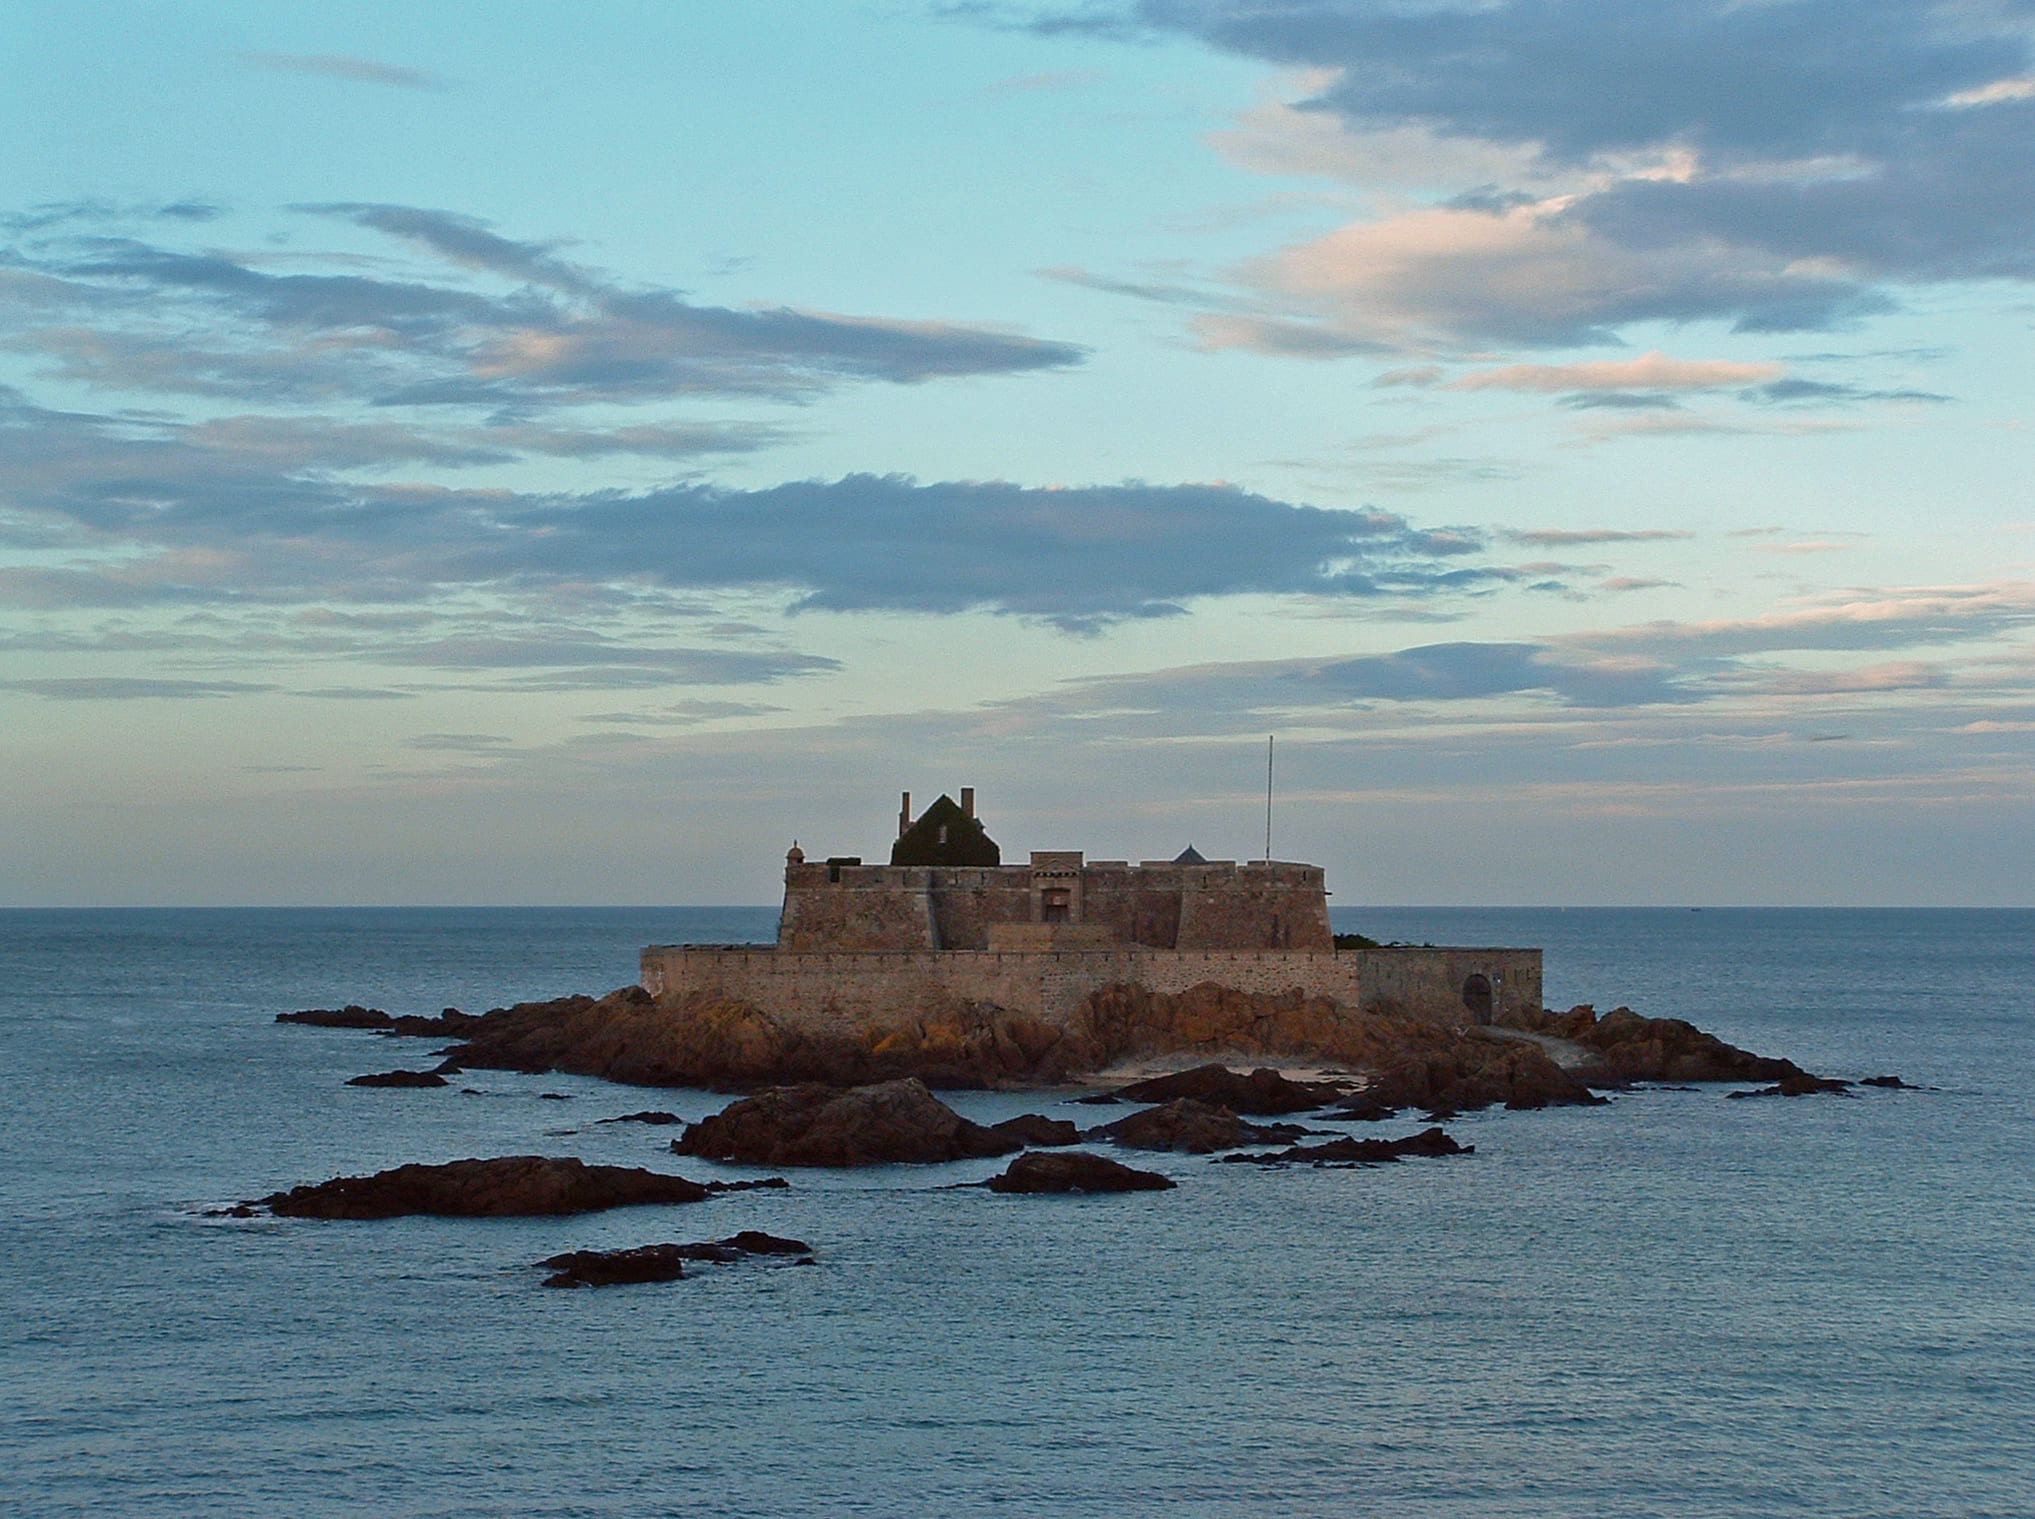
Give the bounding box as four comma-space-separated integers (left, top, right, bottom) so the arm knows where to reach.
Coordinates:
1, 906, 2030, 1518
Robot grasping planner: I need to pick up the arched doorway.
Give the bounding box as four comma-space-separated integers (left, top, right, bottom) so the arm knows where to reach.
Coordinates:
1461, 973, 1493, 1024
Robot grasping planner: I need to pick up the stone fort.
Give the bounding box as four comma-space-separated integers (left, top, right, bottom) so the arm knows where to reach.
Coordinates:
642, 789, 1540, 1034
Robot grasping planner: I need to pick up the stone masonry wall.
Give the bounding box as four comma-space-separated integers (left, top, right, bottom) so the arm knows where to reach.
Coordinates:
640, 943, 1541, 1032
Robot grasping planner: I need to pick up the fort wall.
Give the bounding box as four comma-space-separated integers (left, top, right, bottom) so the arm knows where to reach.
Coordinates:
639, 943, 1542, 1032
774, 855, 1332, 953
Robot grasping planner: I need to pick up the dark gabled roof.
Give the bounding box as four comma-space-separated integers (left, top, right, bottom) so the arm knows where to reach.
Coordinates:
891, 793, 1001, 867
1173, 844, 1207, 865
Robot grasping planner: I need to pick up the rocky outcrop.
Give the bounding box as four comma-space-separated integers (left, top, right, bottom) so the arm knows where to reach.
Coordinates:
280, 1005, 476, 1036
279, 1005, 392, 1029
1102, 1064, 1350, 1114
1223, 1126, 1471, 1165
671, 1079, 1023, 1167
257, 1156, 755, 1220
1086, 1099, 1314, 1154
346, 1069, 448, 1088
597, 1110, 683, 1126
1514, 1005, 1810, 1086
537, 1231, 813, 1288
985, 1152, 1176, 1194
1351, 1040, 1603, 1116
381, 981, 1813, 1120
986, 1113, 1082, 1147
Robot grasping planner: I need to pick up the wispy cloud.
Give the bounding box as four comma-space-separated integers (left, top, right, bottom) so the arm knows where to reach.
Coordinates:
1504, 528, 1694, 547
241, 53, 449, 92
0, 386, 1497, 627
1449, 353, 1782, 394
1, 204, 1085, 419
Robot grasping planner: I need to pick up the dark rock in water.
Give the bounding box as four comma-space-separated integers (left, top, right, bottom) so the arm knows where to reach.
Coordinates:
598, 1110, 685, 1126
1087, 1098, 1312, 1155
1106, 1064, 1350, 1115
278, 1005, 392, 1029
1357, 1042, 1603, 1115
280, 1004, 480, 1037
720, 1229, 811, 1255
540, 1244, 690, 1288
987, 1113, 1082, 1147
1334, 1095, 1401, 1122
707, 1176, 790, 1193
1726, 1075, 1853, 1099
985, 1152, 1176, 1194
204, 1204, 258, 1218
346, 1069, 448, 1089
672, 1078, 1023, 1167
258, 1155, 724, 1219
1859, 1075, 1914, 1089
1532, 1005, 1808, 1087
539, 1092, 573, 1101
1073, 1093, 1121, 1105
385, 1009, 480, 1037
1223, 1126, 1472, 1166
537, 1230, 814, 1287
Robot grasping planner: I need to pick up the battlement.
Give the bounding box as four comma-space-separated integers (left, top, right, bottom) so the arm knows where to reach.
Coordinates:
776, 846, 1332, 954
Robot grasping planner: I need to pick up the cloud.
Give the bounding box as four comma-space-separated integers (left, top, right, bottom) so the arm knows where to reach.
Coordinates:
1448, 352, 1782, 394
0, 677, 278, 700
0, 380, 1497, 627
240, 53, 449, 91
1504, 528, 1693, 547
1090, 0, 2035, 349
405, 732, 514, 752
0, 204, 1085, 415
1565, 583, 2035, 659
1299, 641, 1684, 707
1750, 378, 1950, 406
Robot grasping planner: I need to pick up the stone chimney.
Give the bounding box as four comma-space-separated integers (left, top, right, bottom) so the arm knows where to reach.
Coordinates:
899, 791, 912, 838
961, 787, 975, 819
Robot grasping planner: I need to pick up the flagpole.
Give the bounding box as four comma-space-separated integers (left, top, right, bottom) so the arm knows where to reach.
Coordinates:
1264, 734, 1274, 863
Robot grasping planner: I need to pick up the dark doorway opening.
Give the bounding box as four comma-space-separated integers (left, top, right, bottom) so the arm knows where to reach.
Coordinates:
1042, 888, 1071, 924
1462, 973, 1493, 1024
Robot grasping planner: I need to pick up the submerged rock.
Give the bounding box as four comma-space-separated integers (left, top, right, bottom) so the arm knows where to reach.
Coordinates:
597, 1110, 684, 1126
1086, 1098, 1314, 1154
1858, 1075, 1915, 1089
345, 1069, 448, 1089
1726, 1075, 1854, 1099
537, 1230, 814, 1288
1104, 1064, 1350, 1114
1223, 1126, 1472, 1166
671, 1078, 1023, 1167
985, 1152, 1176, 1194
259, 1155, 730, 1219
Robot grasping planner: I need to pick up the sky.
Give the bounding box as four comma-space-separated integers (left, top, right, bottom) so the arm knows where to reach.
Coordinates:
2, 0, 2032, 907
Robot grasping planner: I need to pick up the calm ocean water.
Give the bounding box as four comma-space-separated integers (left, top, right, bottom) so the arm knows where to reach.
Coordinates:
2, 906, 2030, 1518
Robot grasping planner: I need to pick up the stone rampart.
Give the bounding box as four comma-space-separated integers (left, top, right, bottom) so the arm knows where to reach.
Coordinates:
639, 943, 1541, 1031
